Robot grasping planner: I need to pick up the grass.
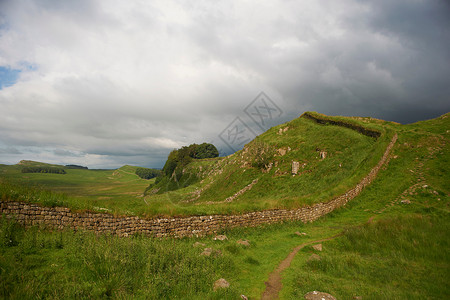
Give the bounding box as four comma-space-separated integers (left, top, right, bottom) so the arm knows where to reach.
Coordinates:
0, 218, 241, 299
281, 215, 450, 299
0, 164, 153, 215
279, 113, 450, 299
0, 113, 394, 217
138, 114, 393, 216
0, 112, 448, 299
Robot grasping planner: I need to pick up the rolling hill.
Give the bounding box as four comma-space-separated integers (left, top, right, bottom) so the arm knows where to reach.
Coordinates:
0, 111, 448, 299
1, 111, 448, 218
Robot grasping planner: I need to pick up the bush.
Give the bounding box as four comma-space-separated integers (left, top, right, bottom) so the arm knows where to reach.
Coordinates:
21, 166, 66, 174
65, 164, 88, 169
192, 143, 219, 159
135, 167, 161, 180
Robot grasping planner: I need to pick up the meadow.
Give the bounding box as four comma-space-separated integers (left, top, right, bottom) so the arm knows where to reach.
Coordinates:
0, 112, 449, 299
0, 164, 153, 215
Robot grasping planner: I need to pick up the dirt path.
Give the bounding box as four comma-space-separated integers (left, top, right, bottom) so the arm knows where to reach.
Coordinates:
260, 234, 342, 300
261, 216, 376, 300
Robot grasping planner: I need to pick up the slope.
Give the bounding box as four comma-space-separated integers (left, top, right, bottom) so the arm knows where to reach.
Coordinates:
142, 112, 393, 216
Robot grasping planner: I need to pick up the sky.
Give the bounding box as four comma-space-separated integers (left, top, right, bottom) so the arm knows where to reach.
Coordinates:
0, 0, 449, 169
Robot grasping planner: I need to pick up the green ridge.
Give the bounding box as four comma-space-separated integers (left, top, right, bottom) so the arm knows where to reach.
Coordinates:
0, 111, 448, 299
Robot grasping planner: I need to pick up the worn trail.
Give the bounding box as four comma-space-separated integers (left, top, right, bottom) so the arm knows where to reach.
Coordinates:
261, 215, 376, 300
260, 234, 341, 300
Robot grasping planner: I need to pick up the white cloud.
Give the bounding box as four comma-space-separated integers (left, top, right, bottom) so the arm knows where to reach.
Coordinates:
0, 0, 449, 168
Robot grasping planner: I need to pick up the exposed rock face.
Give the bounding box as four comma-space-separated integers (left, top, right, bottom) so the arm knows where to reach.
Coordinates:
213, 278, 230, 291
304, 291, 336, 300
193, 242, 206, 248
292, 161, 300, 175
278, 148, 287, 156
313, 243, 323, 251
276, 147, 291, 156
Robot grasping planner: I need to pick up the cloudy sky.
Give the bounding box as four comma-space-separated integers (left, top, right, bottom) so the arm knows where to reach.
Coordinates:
0, 0, 449, 168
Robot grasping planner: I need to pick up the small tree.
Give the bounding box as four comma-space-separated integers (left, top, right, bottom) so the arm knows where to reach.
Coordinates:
193, 143, 219, 159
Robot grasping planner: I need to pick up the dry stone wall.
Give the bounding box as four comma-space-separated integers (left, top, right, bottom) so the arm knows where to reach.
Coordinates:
302, 112, 382, 138
0, 134, 397, 238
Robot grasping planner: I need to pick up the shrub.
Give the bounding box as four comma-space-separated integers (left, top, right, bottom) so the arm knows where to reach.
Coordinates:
135, 167, 161, 180
21, 166, 66, 174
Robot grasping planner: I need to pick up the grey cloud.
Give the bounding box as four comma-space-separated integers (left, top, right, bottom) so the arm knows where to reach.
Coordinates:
53, 149, 83, 157
0, 0, 449, 168
0, 147, 21, 154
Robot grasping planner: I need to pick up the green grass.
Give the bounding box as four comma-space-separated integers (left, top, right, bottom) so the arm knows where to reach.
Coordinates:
0, 113, 394, 216
0, 218, 241, 299
0, 164, 153, 215
281, 215, 450, 299
278, 113, 450, 299
138, 114, 393, 216
0, 112, 448, 299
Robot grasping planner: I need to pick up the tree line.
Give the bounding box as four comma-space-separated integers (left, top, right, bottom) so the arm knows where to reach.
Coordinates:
135, 167, 161, 180
21, 166, 66, 174
162, 143, 219, 177
146, 143, 219, 194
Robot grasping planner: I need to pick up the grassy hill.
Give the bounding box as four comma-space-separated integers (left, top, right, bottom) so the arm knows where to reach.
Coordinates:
0, 111, 448, 299
0, 111, 446, 217
141, 112, 394, 216
0, 163, 153, 215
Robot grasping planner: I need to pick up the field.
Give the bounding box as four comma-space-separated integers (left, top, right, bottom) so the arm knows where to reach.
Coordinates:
0, 164, 153, 215
0, 112, 449, 299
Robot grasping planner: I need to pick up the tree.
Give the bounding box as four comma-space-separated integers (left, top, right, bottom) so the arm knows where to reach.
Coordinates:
135, 167, 161, 179
192, 143, 219, 159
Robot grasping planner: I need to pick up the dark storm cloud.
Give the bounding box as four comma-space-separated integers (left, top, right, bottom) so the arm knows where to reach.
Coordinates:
0, 0, 448, 168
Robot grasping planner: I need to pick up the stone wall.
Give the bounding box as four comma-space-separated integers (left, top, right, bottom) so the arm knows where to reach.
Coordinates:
0, 134, 397, 238
302, 112, 382, 138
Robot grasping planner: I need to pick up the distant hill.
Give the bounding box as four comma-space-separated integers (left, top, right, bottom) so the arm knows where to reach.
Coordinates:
18, 160, 64, 168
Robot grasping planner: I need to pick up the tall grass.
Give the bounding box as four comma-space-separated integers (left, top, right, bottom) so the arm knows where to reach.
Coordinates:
0, 179, 70, 208
282, 214, 450, 299
0, 218, 241, 299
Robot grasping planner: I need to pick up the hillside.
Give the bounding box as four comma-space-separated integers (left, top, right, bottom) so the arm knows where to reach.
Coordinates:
0, 163, 152, 214
1, 111, 448, 218
0, 111, 448, 299
142, 112, 394, 215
